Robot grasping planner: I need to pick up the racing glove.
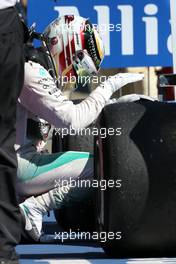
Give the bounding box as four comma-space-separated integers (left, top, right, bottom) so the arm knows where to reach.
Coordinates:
100, 73, 144, 95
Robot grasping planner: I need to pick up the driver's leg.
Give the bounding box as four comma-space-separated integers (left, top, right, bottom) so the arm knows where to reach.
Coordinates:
17, 149, 94, 241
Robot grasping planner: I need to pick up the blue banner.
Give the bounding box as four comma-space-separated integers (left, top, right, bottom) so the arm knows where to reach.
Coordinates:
28, 0, 172, 68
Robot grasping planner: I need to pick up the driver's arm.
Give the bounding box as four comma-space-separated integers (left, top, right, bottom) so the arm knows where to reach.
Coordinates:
20, 61, 143, 130
20, 61, 110, 130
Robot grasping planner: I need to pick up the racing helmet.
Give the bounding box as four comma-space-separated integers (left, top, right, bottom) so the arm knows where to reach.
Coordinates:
43, 15, 105, 88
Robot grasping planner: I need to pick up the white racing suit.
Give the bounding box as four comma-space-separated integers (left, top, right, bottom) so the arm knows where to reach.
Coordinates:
16, 60, 113, 209
16, 61, 150, 240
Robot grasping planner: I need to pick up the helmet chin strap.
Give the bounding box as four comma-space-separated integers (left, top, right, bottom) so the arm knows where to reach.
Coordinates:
42, 39, 59, 88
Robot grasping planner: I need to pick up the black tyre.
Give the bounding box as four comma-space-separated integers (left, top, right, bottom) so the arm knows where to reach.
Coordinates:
95, 101, 176, 258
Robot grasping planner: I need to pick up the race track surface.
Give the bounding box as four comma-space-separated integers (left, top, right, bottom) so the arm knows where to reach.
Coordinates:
17, 213, 176, 264
16, 244, 176, 264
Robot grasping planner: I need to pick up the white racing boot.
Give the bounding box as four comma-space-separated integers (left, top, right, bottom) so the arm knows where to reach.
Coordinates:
19, 185, 70, 241
19, 196, 48, 241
